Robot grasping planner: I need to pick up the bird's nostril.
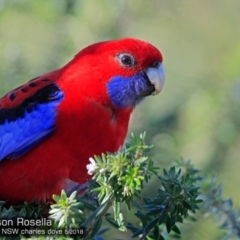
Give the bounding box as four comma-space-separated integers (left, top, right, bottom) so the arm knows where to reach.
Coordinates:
152, 62, 159, 68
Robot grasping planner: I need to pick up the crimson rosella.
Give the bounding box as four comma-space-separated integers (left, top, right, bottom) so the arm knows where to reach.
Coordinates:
0, 38, 165, 204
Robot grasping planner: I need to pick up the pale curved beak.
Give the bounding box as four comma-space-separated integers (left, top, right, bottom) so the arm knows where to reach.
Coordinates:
145, 63, 165, 95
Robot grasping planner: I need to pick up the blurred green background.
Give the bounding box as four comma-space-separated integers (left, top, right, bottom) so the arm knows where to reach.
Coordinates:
1, 0, 240, 239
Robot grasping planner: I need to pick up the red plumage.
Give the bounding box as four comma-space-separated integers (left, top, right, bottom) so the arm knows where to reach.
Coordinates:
0, 38, 164, 204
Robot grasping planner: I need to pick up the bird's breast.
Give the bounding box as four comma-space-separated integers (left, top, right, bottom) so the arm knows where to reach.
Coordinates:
56, 96, 132, 183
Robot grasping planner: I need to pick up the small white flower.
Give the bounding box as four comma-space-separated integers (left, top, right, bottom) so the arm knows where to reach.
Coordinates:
86, 157, 98, 175
100, 168, 106, 174
123, 186, 131, 196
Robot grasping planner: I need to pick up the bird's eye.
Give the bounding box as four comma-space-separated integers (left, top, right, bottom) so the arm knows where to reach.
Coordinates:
118, 53, 135, 67
152, 61, 159, 68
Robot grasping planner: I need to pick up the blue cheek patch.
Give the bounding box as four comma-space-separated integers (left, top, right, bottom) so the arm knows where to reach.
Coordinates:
107, 72, 149, 108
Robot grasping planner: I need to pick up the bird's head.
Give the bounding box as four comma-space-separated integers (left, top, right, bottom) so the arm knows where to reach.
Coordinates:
62, 38, 165, 109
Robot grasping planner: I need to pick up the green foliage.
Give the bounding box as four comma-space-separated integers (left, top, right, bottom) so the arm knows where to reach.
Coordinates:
2, 134, 240, 240
127, 166, 201, 240
1, 134, 240, 240
49, 190, 85, 229
201, 177, 240, 240
0, 133, 202, 240
176, 159, 240, 240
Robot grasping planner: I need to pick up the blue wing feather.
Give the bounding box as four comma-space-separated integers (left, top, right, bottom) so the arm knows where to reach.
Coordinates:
0, 83, 64, 161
